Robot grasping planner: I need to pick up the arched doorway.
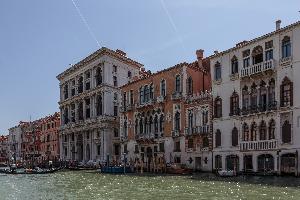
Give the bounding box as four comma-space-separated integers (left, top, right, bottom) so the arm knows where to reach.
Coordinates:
146, 147, 153, 172
281, 153, 296, 175
86, 144, 90, 161
226, 155, 239, 171
257, 154, 274, 172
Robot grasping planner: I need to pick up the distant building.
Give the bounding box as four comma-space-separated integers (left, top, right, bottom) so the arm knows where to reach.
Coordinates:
119, 50, 212, 171
57, 47, 143, 163
0, 135, 9, 164
210, 20, 300, 175
40, 112, 60, 162
8, 123, 24, 162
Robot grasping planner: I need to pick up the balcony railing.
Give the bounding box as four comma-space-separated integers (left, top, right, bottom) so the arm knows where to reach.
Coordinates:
171, 92, 182, 100
241, 59, 274, 78
240, 139, 277, 151
280, 56, 292, 66
241, 101, 277, 116
185, 125, 210, 136
136, 99, 155, 108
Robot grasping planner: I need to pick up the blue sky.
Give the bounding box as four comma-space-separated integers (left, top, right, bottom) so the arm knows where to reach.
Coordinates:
0, 0, 299, 134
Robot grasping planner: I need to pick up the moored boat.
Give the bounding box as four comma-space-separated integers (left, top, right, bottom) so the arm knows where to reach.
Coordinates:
99, 166, 132, 174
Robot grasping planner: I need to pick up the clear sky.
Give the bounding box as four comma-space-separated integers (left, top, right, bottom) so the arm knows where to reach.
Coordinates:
0, 0, 299, 134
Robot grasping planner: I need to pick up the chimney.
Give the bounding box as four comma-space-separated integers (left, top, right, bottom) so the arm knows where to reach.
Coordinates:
214, 50, 219, 54
276, 20, 281, 31
196, 49, 204, 68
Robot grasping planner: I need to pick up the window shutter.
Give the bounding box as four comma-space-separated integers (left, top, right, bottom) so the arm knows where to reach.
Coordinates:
290, 82, 293, 106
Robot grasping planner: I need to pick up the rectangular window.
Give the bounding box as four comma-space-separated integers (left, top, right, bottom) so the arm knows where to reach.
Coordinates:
114, 129, 119, 137
130, 90, 134, 105
113, 65, 117, 73
159, 143, 165, 152
243, 57, 250, 68
113, 76, 118, 87
114, 105, 118, 116
215, 66, 221, 80
134, 145, 139, 153
265, 49, 273, 61
161, 80, 166, 96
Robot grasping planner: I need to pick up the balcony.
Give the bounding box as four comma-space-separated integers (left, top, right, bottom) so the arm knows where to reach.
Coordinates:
240, 139, 277, 151
280, 56, 292, 66
126, 104, 134, 111
241, 101, 277, 116
171, 92, 182, 100
241, 59, 274, 78
136, 99, 155, 109
185, 125, 210, 136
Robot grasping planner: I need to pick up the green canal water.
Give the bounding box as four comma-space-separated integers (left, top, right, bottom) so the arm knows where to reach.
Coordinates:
1, 171, 300, 200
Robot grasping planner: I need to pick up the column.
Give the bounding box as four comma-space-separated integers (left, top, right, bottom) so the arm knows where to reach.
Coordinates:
253, 153, 257, 172
83, 131, 86, 162
75, 101, 78, 122
221, 154, 226, 170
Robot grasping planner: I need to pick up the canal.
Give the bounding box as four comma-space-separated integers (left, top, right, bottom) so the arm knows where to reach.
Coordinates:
1, 171, 300, 199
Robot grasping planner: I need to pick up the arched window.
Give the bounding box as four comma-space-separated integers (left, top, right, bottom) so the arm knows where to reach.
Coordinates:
268, 79, 276, 109
214, 97, 222, 118
149, 116, 153, 133
280, 77, 293, 107
95, 67, 102, 86
259, 121, 267, 140
144, 85, 150, 102
64, 107, 69, 124
139, 86, 144, 104
269, 119, 275, 140
144, 117, 148, 135
252, 45, 263, 64
78, 76, 83, 93
159, 115, 164, 132
78, 102, 83, 120
96, 94, 103, 116
175, 75, 181, 92
243, 123, 249, 141
160, 79, 166, 96
259, 81, 267, 111
135, 119, 138, 135
214, 62, 221, 80
150, 84, 154, 100
175, 112, 180, 131
64, 83, 69, 100
282, 36, 291, 58
232, 127, 238, 146
242, 86, 249, 111
188, 111, 193, 128
282, 120, 291, 143
215, 129, 221, 147
123, 116, 128, 137
231, 56, 238, 74
154, 115, 158, 132
187, 77, 193, 95
250, 122, 257, 141
250, 83, 258, 110
139, 119, 143, 135
230, 92, 239, 116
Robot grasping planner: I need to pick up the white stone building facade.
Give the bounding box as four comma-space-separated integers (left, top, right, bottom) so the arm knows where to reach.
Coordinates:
57, 48, 143, 163
8, 125, 23, 162
211, 21, 300, 175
